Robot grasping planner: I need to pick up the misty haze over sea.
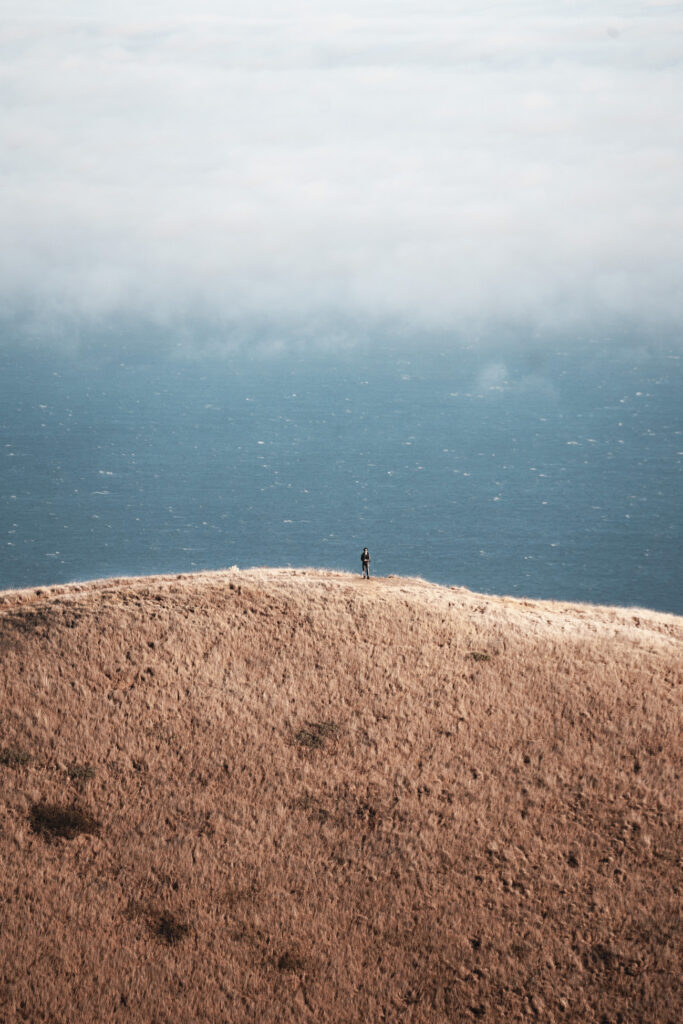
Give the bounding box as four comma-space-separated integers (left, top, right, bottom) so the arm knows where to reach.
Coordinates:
2, 3, 682, 611
2, 334, 680, 614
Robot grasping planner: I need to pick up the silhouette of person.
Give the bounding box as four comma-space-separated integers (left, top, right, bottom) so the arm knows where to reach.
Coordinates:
361, 547, 370, 578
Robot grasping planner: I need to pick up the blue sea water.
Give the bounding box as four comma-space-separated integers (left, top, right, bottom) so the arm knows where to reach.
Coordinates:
1, 338, 681, 613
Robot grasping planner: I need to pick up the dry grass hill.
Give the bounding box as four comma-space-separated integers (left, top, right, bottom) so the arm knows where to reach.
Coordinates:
0, 568, 681, 1024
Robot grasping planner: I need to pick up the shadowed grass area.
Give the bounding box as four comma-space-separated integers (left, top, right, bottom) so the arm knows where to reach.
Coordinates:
153, 911, 189, 946
295, 720, 341, 749
66, 761, 96, 782
0, 746, 31, 768
276, 950, 307, 973
67, 762, 96, 782
29, 802, 100, 841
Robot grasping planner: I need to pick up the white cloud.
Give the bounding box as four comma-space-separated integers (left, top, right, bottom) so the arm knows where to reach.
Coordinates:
1, 2, 682, 347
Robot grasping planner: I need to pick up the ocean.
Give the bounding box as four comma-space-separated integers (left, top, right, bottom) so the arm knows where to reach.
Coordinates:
1, 337, 681, 614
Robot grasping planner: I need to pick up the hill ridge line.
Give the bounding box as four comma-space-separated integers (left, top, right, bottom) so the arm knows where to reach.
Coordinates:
1, 566, 680, 653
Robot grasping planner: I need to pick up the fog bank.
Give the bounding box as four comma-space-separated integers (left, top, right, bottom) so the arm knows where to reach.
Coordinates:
2, 2, 682, 350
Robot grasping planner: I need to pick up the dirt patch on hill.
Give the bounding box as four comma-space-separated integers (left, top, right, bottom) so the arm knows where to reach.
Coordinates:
0, 568, 681, 1023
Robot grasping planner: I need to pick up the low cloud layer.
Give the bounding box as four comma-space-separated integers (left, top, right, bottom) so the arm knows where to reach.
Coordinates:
2, 1, 682, 347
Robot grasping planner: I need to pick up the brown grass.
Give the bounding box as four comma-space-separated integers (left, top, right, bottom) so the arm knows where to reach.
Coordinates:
0, 567, 681, 1023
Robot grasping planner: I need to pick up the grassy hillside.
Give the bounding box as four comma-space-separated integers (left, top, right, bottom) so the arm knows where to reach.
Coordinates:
0, 568, 680, 1024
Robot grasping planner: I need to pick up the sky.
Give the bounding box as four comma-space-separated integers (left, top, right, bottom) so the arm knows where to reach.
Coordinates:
2, 1, 682, 351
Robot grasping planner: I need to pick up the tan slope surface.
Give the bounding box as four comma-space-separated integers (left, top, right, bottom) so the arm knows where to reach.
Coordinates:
0, 568, 681, 1024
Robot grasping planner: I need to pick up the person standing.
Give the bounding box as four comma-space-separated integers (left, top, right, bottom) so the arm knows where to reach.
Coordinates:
361, 547, 370, 578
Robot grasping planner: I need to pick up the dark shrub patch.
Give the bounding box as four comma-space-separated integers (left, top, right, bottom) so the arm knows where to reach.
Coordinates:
295, 721, 340, 749
277, 951, 306, 972
295, 728, 323, 749
154, 911, 189, 945
29, 802, 100, 840
0, 746, 31, 768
